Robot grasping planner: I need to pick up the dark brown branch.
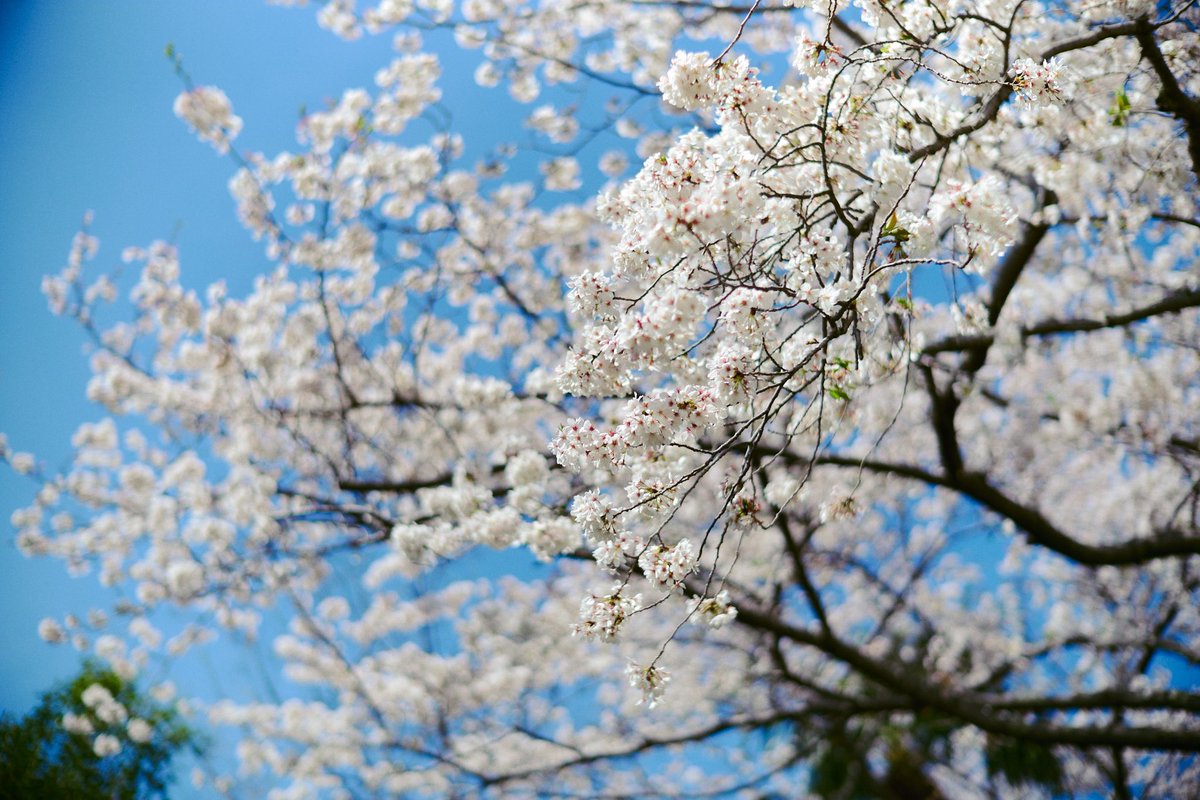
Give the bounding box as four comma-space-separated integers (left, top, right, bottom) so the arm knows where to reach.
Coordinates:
923, 285, 1200, 356
906, 85, 1013, 162
919, 362, 967, 479
730, 604, 1200, 752
813, 452, 1200, 566
480, 711, 799, 786
1134, 16, 1200, 179
1040, 18, 1151, 59
982, 688, 1200, 714
338, 473, 453, 494
906, 16, 1177, 165
959, 213, 1054, 372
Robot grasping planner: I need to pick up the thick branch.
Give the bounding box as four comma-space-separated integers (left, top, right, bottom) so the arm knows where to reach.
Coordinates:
923, 285, 1200, 354
338, 473, 453, 494
814, 453, 1200, 566
731, 605, 1200, 752
985, 688, 1200, 715
958, 214, 1054, 372
1134, 17, 1200, 179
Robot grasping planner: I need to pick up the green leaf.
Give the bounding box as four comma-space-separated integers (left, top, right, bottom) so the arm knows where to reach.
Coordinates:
828, 386, 850, 402
881, 212, 911, 243
1109, 87, 1131, 127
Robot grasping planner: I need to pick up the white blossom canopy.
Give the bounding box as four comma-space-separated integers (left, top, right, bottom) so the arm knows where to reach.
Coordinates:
7, 0, 1200, 797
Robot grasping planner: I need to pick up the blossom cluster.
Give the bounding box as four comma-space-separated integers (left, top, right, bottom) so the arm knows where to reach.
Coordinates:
8, 0, 1200, 796
173, 86, 242, 154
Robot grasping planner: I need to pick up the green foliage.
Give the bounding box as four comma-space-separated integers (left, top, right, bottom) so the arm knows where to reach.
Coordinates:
904, 709, 960, 757
807, 708, 961, 800
805, 657, 1062, 797
984, 735, 1064, 793
881, 212, 911, 244
1109, 87, 1131, 127
808, 736, 875, 800
881, 211, 912, 258
0, 662, 199, 800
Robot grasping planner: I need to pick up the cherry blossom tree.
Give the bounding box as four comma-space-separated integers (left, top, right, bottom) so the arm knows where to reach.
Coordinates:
6, 0, 1200, 796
